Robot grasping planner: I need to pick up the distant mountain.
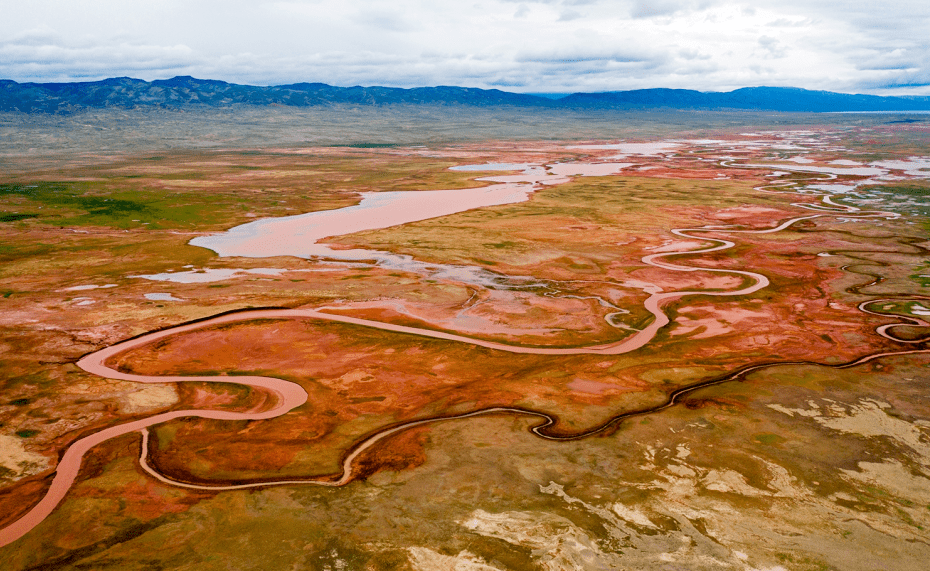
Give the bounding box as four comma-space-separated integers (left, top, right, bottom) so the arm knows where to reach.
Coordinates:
559, 86, 930, 112
2, 77, 929, 113
0, 76, 549, 113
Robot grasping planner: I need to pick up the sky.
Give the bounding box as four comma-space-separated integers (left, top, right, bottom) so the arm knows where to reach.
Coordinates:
2, 1, 929, 95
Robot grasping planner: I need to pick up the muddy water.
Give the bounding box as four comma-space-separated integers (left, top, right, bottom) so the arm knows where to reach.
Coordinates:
448, 163, 535, 171
190, 183, 536, 260
0, 326, 309, 548
188, 182, 545, 288
186, 162, 633, 287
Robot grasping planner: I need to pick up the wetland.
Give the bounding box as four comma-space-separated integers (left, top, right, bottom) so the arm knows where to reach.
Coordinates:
1, 107, 929, 570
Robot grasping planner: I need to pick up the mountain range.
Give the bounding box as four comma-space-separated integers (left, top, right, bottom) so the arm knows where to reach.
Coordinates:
2, 76, 929, 114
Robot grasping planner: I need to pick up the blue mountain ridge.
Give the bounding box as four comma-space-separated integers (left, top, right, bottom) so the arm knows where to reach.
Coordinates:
2, 76, 929, 113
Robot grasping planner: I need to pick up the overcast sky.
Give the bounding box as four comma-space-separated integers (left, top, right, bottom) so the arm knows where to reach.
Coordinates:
2, 1, 928, 94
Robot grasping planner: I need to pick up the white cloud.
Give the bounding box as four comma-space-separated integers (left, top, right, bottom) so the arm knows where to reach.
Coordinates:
629, 0, 684, 19
0, 1, 928, 94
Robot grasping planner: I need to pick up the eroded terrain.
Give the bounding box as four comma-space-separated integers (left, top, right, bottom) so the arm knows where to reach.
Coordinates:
1, 115, 929, 569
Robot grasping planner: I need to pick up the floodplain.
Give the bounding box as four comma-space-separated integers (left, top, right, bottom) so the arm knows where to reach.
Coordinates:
1, 108, 929, 570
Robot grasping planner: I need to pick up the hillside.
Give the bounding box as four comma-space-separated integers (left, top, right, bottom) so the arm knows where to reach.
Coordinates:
2, 76, 929, 113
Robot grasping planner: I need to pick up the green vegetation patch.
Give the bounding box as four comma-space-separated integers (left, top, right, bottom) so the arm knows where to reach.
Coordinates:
0, 181, 208, 229
753, 433, 785, 446
0, 213, 38, 222
911, 267, 930, 288
329, 143, 399, 148
864, 299, 930, 318
881, 183, 930, 198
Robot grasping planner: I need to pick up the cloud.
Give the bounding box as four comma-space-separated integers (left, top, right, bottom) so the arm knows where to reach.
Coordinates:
0, 30, 200, 82
352, 10, 415, 32
0, 0, 928, 95
854, 46, 927, 72
756, 35, 786, 58
9, 25, 62, 46
629, 1, 682, 19
515, 45, 660, 65
678, 48, 710, 61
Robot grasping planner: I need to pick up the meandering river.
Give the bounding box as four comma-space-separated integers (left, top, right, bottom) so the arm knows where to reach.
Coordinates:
0, 157, 922, 548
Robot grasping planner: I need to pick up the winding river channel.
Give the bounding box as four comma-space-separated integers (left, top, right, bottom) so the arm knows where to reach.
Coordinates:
2, 156, 927, 548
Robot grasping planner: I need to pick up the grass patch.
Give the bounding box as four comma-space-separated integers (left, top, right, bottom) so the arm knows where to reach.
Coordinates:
1, 181, 212, 229
753, 433, 785, 446
0, 213, 38, 222
329, 143, 398, 148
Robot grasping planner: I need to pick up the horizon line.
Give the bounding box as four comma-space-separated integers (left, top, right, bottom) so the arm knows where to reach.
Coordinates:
4, 75, 930, 99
